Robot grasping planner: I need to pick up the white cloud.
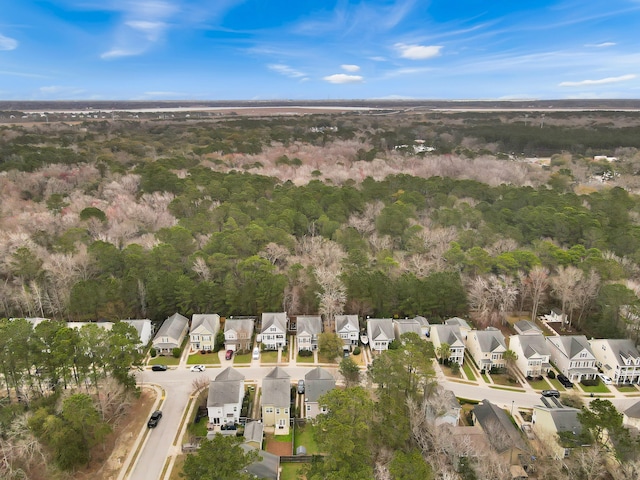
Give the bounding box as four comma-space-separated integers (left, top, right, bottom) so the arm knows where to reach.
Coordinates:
369, 56, 387, 62
586, 42, 616, 48
0, 34, 18, 51
559, 74, 636, 87
395, 43, 442, 60
323, 74, 364, 84
101, 48, 140, 59
341, 64, 360, 72
268, 64, 307, 78
125, 21, 167, 41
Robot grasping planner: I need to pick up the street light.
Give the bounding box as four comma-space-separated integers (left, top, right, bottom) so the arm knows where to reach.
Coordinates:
511, 400, 515, 416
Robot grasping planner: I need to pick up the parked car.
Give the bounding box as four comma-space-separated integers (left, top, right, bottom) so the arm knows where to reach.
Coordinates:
225, 349, 234, 360
190, 364, 205, 372
598, 374, 612, 385
557, 374, 573, 388
541, 389, 560, 398
252, 347, 260, 360
151, 364, 167, 371
297, 379, 305, 394
147, 410, 162, 428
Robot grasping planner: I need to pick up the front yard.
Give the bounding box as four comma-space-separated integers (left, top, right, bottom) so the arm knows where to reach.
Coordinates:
187, 351, 220, 365
260, 350, 280, 363
578, 381, 611, 394
148, 356, 180, 365
233, 352, 252, 364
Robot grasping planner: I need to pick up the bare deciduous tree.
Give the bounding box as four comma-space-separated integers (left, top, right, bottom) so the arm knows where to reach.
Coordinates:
551, 265, 583, 328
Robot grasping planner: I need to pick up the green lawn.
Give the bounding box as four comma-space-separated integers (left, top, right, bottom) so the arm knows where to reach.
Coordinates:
233, 352, 252, 364
148, 356, 180, 365
187, 352, 220, 365
297, 354, 315, 363
548, 378, 567, 391
489, 385, 526, 392
579, 382, 610, 393
616, 385, 638, 393
462, 362, 476, 381
490, 374, 521, 387
294, 424, 319, 454
280, 463, 306, 480
481, 373, 489, 383
261, 351, 279, 363
317, 353, 338, 364
528, 378, 551, 390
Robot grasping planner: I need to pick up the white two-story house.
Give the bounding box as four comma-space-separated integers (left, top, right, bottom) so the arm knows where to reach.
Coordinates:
367, 318, 395, 351
466, 327, 507, 372
207, 367, 245, 428
335, 315, 359, 346
431, 324, 465, 365
546, 335, 598, 383
589, 339, 640, 384
296, 315, 322, 352
508, 333, 551, 378
190, 314, 220, 352
261, 312, 288, 350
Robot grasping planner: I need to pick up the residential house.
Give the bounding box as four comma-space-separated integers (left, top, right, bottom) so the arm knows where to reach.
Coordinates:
508, 333, 551, 378
190, 314, 220, 352
367, 318, 395, 351
335, 314, 359, 346
532, 399, 582, 458
152, 312, 189, 355
261, 312, 288, 350
241, 445, 280, 480
121, 319, 154, 347
435, 388, 462, 427
244, 420, 264, 449
623, 401, 640, 430
431, 324, 465, 365
393, 318, 422, 341
466, 327, 507, 372
546, 335, 598, 383
207, 367, 245, 427
513, 320, 542, 336
304, 367, 336, 420
224, 317, 255, 353
589, 339, 640, 384
296, 315, 322, 352
472, 400, 530, 470
543, 308, 566, 324
414, 315, 431, 338
445, 317, 472, 338
261, 367, 291, 435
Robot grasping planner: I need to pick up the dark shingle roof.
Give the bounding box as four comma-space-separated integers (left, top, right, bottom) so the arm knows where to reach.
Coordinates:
304, 367, 335, 402
208, 367, 245, 407
262, 367, 290, 407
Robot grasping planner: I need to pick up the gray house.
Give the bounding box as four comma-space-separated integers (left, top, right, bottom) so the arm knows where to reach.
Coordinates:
152, 312, 189, 355
393, 318, 422, 341
546, 335, 598, 382
297, 315, 322, 352
304, 367, 336, 419
207, 367, 245, 427
367, 318, 395, 351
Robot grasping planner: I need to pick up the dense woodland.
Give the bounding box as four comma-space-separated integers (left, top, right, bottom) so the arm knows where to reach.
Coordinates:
3, 109, 640, 478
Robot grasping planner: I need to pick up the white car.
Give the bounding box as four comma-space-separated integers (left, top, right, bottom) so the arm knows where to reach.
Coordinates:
252, 347, 260, 360
190, 365, 206, 372
598, 374, 612, 385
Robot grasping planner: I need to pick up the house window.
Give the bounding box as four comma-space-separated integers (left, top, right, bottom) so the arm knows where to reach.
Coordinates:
276, 409, 280, 414
265, 408, 273, 413
306, 405, 310, 411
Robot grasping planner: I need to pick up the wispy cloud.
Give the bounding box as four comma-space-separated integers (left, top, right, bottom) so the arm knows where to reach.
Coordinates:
0, 33, 18, 51
268, 64, 307, 79
0, 69, 48, 79
585, 42, 616, 48
341, 64, 360, 72
39, 85, 86, 96
559, 74, 636, 87
382, 67, 434, 78
395, 43, 442, 60
323, 73, 364, 84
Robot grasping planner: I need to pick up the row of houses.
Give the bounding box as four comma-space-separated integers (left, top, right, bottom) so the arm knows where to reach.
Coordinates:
429, 318, 640, 385
206, 366, 336, 436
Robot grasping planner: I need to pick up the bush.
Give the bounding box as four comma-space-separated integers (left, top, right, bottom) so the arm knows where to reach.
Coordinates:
353, 346, 361, 355
172, 348, 181, 358
547, 371, 556, 379
451, 362, 461, 375
149, 348, 157, 357
299, 349, 313, 357
581, 378, 599, 387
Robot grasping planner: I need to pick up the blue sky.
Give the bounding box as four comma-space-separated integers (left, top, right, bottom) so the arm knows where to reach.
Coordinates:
1, 0, 640, 100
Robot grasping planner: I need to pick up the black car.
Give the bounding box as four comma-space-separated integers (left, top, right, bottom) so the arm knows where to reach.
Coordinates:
147, 410, 162, 428
151, 364, 168, 371
557, 374, 573, 388
541, 389, 560, 398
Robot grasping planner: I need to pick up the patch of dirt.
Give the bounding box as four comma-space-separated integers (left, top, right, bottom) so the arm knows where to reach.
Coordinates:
74, 387, 157, 480
265, 434, 293, 456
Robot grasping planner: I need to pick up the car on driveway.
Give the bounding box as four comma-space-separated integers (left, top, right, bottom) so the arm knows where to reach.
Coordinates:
151, 364, 167, 371
541, 389, 560, 398
252, 347, 260, 360
557, 374, 573, 388
225, 350, 234, 360
190, 365, 205, 372
598, 374, 612, 385
147, 410, 162, 428
297, 379, 305, 394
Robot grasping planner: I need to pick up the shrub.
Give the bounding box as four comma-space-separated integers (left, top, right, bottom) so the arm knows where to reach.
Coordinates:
299, 349, 313, 357
149, 348, 157, 357
581, 378, 599, 387
547, 371, 556, 379
451, 362, 461, 375
172, 347, 181, 358
353, 346, 361, 355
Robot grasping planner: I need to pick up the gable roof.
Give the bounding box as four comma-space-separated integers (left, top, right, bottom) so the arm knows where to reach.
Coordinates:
191, 314, 220, 334
513, 320, 542, 335
393, 318, 422, 338
208, 367, 245, 407
304, 367, 336, 402
224, 317, 255, 334
624, 400, 640, 419
546, 335, 593, 359
432, 324, 465, 346
592, 339, 640, 364
445, 317, 471, 330
262, 367, 291, 407
473, 328, 507, 353
155, 312, 188, 340
335, 315, 359, 333
512, 333, 550, 359
261, 312, 287, 333
367, 318, 394, 342
297, 316, 322, 336
534, 404, 581, 434
473, 400, 525, 453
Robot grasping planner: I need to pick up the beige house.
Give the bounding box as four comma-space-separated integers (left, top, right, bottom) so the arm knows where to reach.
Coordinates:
152, 312, 189, 355
304, 367, 336, 419
466, 327, 507, 372
190, 314, 220, 352
546, 335, 597, 383
623, 401, 640, 430
508, 333, 551, 378
532, 401, 582, 458
224, 317, 255, 353
589, 338, 640, 384
431, 324, 465, 365
261, 367, 291, 435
